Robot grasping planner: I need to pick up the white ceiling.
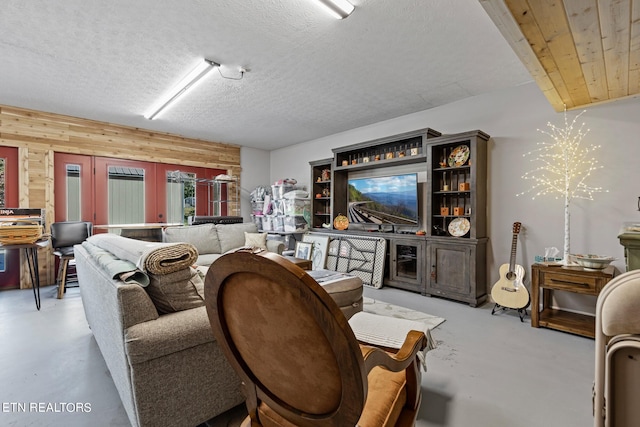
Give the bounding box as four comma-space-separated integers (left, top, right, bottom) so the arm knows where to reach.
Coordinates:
0, 0, 532, 150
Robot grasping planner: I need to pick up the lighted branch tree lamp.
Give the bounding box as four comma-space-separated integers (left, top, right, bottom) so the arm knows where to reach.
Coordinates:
517, 109, 606, 265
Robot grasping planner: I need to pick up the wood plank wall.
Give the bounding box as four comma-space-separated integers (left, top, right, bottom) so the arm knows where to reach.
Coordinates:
0, 104, 241, 289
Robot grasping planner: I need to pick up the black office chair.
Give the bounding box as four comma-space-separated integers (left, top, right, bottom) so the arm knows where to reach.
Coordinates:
50, 221, 93, 299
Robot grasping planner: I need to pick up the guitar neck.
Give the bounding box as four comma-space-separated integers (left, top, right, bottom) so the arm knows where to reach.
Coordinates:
508, 233, 518, 272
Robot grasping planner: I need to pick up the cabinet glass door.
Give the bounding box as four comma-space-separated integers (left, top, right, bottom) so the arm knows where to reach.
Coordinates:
396, 244, 419, 280
389, 240, 424, 290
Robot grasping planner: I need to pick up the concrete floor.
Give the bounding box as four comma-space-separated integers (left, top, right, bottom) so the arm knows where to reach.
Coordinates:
0, 284, 595, 427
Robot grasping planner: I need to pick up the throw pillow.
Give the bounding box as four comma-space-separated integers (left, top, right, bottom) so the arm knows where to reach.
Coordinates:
216, 223, 259, 253
245, 232, 268, 250
145, 267, 205, 314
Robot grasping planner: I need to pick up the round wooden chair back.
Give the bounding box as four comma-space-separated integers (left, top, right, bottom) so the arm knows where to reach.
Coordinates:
205, 251, 367, 426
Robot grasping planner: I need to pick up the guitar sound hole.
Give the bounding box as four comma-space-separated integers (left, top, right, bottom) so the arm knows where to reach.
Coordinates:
506, 272, 516, 280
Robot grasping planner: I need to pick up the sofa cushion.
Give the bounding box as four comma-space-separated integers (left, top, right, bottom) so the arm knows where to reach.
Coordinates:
145, 267, 205, 314
217, 223, 259, 253
196, 253, 223, 267
245, 232, 268, 250
163, 223, 221, 255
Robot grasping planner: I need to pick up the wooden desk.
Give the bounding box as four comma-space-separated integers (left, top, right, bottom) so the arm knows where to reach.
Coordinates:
0, 239, 50, 310
531, 263, 614, 338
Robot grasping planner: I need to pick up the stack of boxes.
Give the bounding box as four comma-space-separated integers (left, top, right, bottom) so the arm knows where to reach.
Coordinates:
251, 181, 310, 233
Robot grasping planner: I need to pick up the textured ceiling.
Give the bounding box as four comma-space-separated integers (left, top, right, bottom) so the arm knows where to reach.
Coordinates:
0, 0, 532, 150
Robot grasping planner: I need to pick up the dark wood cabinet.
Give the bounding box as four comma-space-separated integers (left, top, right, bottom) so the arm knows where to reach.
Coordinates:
423, 131, 489, 305
531, 264, 614, 338
309, 128, 490, 305
425, 238, 488, 307
309, 158, 333, 229
386, 236, 426, 293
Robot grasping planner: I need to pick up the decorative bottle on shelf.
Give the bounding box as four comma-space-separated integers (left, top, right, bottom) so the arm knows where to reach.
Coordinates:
386, 147, 394, 160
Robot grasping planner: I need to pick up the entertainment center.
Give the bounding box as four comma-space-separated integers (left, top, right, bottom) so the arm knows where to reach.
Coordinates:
309, 128, 489, 306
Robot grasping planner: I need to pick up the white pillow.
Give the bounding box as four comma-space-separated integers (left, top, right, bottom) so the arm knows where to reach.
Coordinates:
244, 232, 267, 250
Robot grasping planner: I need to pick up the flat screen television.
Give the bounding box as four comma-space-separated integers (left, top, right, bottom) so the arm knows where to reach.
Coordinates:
347, 173, 418, 225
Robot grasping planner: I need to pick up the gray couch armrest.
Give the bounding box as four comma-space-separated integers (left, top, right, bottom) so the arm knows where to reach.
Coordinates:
125, 306, 214, 364
267, 239, 285, 254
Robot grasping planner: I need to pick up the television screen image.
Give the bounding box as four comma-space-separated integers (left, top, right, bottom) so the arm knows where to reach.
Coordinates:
347, 173, 418, 225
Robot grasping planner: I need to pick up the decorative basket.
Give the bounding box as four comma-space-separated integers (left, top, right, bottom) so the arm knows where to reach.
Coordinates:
0, 223, 44, 245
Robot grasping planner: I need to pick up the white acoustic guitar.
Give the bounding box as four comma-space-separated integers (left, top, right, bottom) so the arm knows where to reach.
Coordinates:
491, 222, 529, 312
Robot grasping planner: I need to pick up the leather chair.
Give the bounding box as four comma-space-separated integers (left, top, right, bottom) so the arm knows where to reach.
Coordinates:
205, 250, 427, 427
594, 269, 640, 427
51, 221, 93, 299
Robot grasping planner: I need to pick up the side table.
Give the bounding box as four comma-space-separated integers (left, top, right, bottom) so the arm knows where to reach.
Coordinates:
0, 239, 50, 310
531, 263, 614, 338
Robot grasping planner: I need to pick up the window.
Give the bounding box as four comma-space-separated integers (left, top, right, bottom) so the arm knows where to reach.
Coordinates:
54, 153, 93, 223
0, 146, 19, 288
0, 157, 5, 207
166, 171, 196, 224
65, 164, 82, 221
0, 156, 6, 274
107, 166, 145, 224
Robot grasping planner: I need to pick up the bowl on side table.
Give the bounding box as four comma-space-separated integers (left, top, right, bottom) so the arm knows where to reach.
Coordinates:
573, 254, 615, 271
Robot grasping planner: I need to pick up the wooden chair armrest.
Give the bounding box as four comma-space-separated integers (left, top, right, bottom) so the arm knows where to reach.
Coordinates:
361, 330, 426, 373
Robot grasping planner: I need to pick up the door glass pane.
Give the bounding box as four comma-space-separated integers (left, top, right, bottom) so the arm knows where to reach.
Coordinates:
108, 166, 144, 224
0, 163, 4, 258
167, 171, 196, 224
65, 164, 82, 221
0, 157, 5, 207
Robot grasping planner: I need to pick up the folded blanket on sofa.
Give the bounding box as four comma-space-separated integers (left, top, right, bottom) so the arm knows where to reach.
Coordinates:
86, 234, 198, 275
81, 241, 150, 286
146, 267, 205, 314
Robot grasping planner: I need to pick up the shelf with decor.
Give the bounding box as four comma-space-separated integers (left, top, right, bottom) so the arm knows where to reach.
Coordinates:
332, 128, 441, 172
424, 130, 489, 306
309, 158, 333, 229
331, 128, 441, 220
426, 131, 487, 239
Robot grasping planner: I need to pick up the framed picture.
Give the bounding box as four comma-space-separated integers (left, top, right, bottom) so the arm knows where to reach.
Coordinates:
302, 234, 330, 270
294, 241, 313, 260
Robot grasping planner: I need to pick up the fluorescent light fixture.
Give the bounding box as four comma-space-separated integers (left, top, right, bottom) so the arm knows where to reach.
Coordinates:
145, 59, 219, 120
313, 0, 355, 19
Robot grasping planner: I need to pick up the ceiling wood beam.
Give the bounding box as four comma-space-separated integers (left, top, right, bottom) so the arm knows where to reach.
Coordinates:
599, 0, 631, 99
479, 0, 567, 111
480, 0, 640, 112
563, 0, 608, 103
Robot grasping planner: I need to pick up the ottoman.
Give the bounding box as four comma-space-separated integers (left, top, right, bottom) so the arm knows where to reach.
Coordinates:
307, 269, 363, 319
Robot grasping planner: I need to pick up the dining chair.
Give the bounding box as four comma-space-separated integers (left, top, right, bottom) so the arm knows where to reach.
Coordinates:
50, 221, 93, 299
205, 250, 427, 427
